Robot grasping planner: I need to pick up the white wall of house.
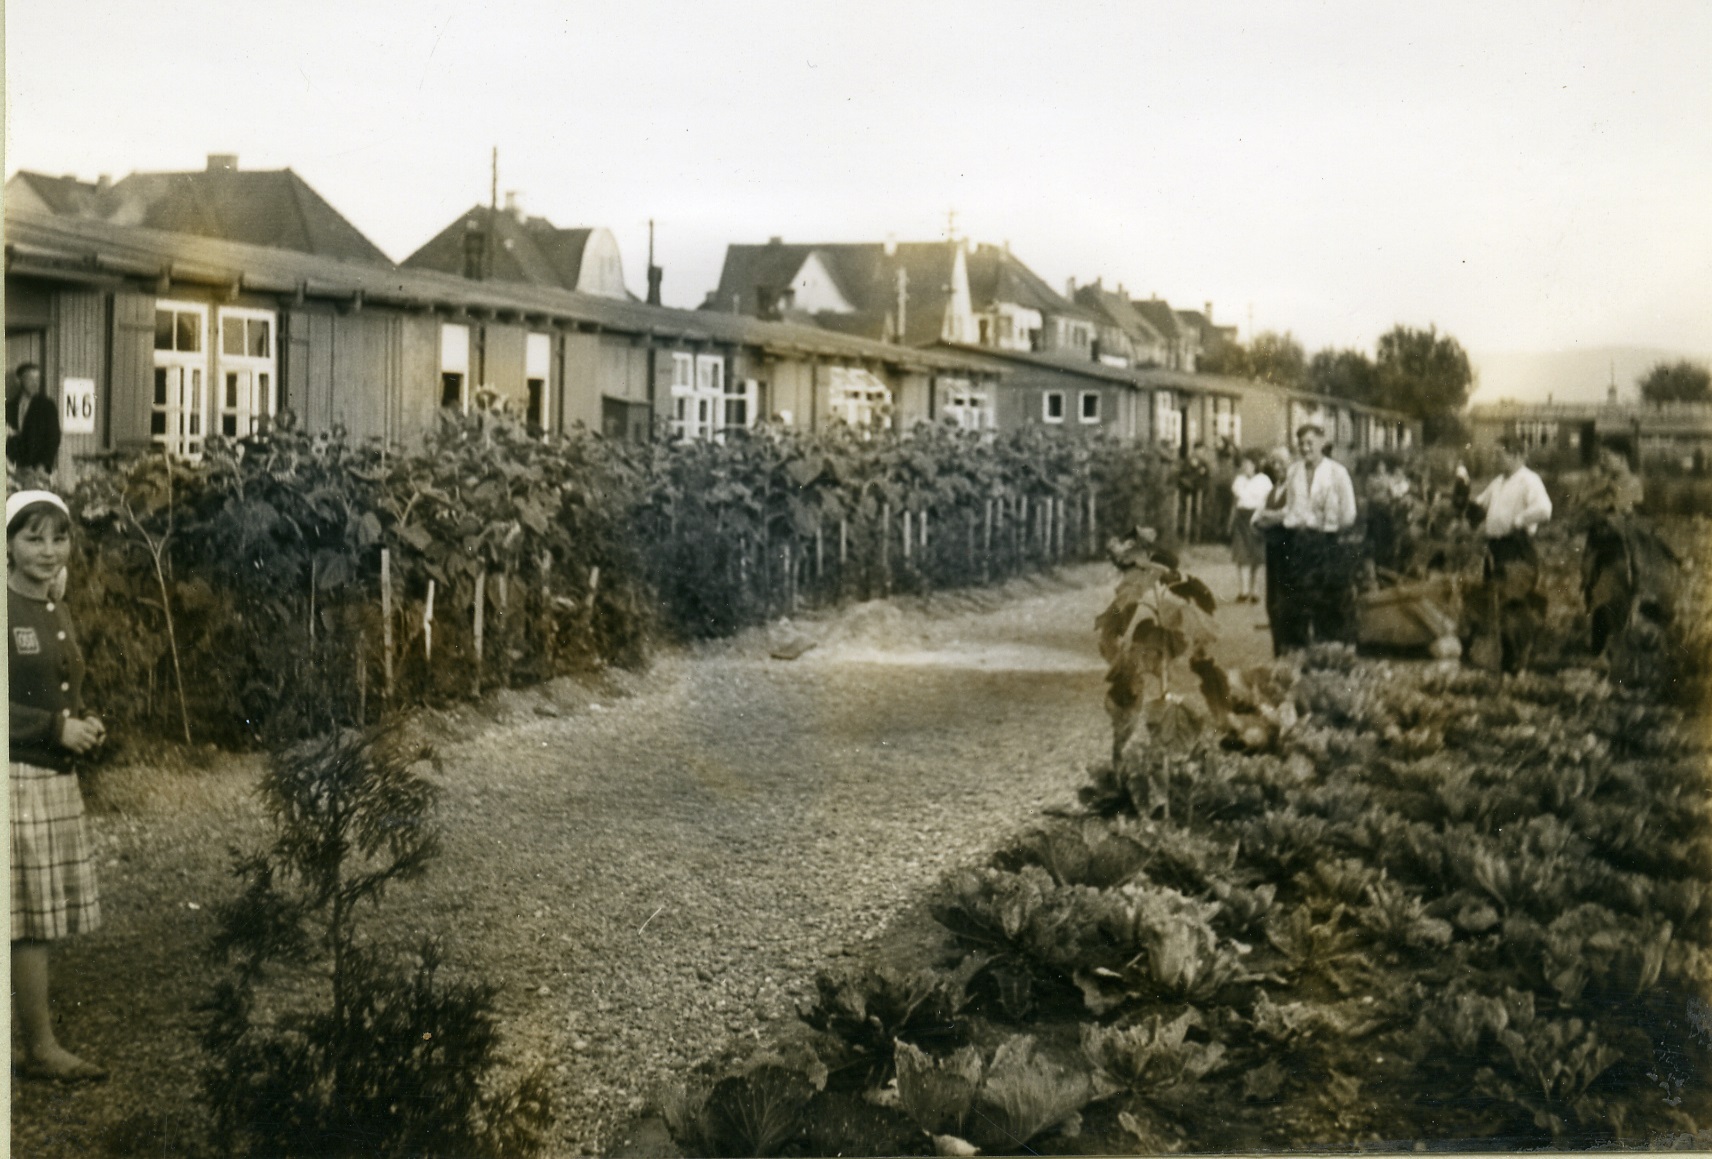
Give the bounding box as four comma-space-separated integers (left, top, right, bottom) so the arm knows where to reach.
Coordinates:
789, 252, 855, 314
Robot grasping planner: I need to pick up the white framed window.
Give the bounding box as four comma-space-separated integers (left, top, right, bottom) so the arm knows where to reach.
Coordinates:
153, 300, 208, 457
440, 323, 470, 411
215, 307, 276, 440
669, 351, 728, 440
941, 378, 994, 431
526, 332, 551, 434
1043, 391, 1066, 424
1154, 390, 1182, 447
1079, 391, 1101, 424
722, 378, 758, 434
828, 366, 892, 431
1212, 397, 1238, 444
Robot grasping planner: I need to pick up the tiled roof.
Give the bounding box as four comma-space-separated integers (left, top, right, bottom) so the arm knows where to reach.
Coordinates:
936, 343, 1151, 387
1131, 298, 1184, 342
402, 207, 619, 295
706, 241, 958, 344
99, 168, 392, 264
1073, 284, 1167, 347
4, 207, 993, 375
7, 172, 108, 217
966, 246, 1096, 322
708, 239, 1099, 344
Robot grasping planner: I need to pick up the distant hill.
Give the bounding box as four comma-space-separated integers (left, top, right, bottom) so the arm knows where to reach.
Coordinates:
1469, 347, 1712, 407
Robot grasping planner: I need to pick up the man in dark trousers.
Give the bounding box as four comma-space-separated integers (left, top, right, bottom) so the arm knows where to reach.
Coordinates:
6, 363, 61, 475
1255, 423, 1358, 653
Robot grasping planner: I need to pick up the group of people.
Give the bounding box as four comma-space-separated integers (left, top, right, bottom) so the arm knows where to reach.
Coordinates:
1224, 424, 1554, 668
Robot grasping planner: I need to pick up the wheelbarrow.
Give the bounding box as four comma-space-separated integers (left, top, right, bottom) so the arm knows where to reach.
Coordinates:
1356, 573, 1461, 654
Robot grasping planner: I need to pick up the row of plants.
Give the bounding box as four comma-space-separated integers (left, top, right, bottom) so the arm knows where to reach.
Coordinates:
649, 521, 1712, 1154
60, 416, 1173, 747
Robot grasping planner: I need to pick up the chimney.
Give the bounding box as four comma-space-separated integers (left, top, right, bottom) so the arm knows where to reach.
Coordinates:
1066, 277, 1077, 298
883, 233, 897, 257
1205, 301, 1213, 321
207, 153, 238, 172
768, 235, 783, 246
503, 190, 522, 219
96, 174, 112, 194
647, 265, 663, 306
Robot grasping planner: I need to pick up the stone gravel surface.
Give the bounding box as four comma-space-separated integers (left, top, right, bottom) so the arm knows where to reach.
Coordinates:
12, 552, 1268, 1157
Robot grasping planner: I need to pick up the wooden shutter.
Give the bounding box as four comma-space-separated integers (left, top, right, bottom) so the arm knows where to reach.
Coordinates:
110, 292, 156, 451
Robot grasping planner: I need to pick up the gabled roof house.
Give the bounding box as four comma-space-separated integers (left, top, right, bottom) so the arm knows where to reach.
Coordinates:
705, 238, 1102, 361
1073, 280, 1169, 368
401, 198, 629, 299
7, 154, 393, 265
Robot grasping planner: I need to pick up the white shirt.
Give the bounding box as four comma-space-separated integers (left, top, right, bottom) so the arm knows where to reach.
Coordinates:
1280, 455, 1357, 533
1231, 472, 1273, 511
1476, 466, 1552, 538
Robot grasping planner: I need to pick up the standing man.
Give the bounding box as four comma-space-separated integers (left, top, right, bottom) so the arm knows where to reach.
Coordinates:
1470, 436, 1553, 671
1256, 423, 1358, 653
6, 364, 61, 477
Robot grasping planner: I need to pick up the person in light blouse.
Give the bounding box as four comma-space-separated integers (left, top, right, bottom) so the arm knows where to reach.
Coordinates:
1254, 423, 1358, 653
1470, 436, 1554, 670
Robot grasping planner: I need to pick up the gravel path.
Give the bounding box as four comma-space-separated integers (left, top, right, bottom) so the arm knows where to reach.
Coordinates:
13, 551, 1272, 1157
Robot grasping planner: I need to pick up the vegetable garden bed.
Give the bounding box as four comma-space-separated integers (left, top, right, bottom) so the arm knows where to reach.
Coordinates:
641, 526, 1712, 1155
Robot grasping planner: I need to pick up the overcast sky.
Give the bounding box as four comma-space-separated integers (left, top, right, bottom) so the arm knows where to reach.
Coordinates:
8, 0, 1710, 399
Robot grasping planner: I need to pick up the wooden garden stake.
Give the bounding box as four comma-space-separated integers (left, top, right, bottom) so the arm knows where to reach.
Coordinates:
839, 519, 848, 566
785, 542, 797, 613
881, 503, 892, 595
1087, 490, 1098, 556
381, 548, 394, 700
540, 551, 554, 668
424, 579, 436, 665
588, 565, 600, 613
357, 628, 368, 723
473, 571, 487, 697
982, 499, 993, 583
815, 522, 824, 581
902, 510, 912, 564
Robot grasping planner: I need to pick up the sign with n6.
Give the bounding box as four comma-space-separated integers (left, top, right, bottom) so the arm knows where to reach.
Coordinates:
62, 377, 96, 434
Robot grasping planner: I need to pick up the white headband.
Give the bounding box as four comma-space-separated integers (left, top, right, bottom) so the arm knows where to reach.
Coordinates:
6, 489, 70, 534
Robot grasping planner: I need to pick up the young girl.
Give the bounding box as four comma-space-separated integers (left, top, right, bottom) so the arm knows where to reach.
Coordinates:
9, 489, 108, 1082
1228, 453, 1272, 602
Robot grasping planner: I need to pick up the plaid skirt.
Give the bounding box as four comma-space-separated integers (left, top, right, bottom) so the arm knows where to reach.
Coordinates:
10, 761, 101, 941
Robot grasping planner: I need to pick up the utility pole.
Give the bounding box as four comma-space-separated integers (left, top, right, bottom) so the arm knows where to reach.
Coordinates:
647, 218, 663, 305
487, 147, 498, 281
895, 267, 908, 343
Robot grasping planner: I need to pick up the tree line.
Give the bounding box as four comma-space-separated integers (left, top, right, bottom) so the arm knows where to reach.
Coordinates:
1200, 324, 1712, 438
1199, 324, 1474, 443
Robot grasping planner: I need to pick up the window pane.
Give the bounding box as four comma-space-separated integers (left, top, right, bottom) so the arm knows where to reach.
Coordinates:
251, 319, 271, 358
222, 415, 238, 437
258, 374, 270, 412
189, 413, 201, 435
441, 373, 463, 409
154, 367, 169, 405
150, 412, 167, 435
177, 311, 200, 352
223, 319, 245, 356
226, 373, 240, 408
155, 311, 174, 350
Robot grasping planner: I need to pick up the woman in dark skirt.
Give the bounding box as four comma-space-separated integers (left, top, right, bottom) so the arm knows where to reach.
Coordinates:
9, 489, 108, 1082
1228, 452, 1272, 602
